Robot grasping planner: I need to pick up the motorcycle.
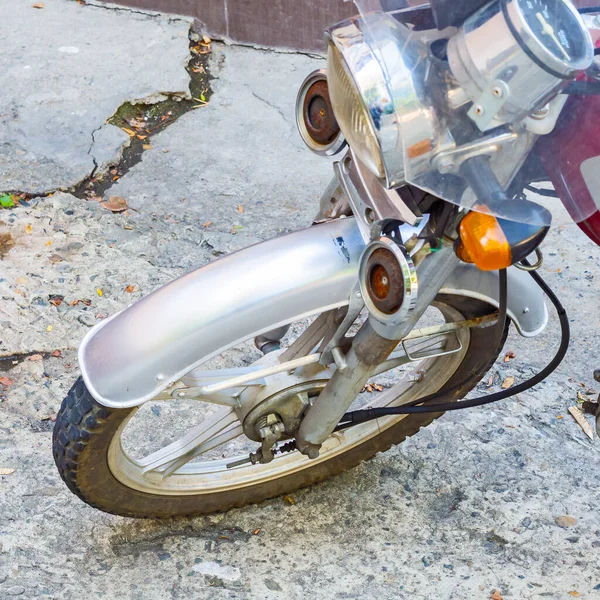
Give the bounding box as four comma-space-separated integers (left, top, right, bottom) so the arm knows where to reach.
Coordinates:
53, 0, 600, 518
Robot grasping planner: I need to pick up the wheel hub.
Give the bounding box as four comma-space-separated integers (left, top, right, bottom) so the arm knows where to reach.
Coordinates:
235, 351, 335, 442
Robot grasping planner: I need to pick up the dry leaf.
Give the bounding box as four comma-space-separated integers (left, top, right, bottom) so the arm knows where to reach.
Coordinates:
121, 127, 136, 137
28, 354, 43, 361
203, 221, 212, 228
504, 350, 516, 362
32, 2, 44, 7
0, 468, 15, 475
97, 288, 103, 297
125, 285, 135, 293
128, 118, 147, 129
51, 350, 62, 358
142, 144, 153, 150
568, 592, 580, 597
48, 254, 64, 263
49, 294, 64, 307
568, 406, 594, 441
0, 377, 14, 387
202, 34, 211, 44
41, 413, 57, 422
490, 592, 503, 600
25, 224, 33, 234
46, 325, 53, 332
15, 276, 27, 285
252, 528, 261, 535
501, 376, 515, 389
69, 299, 91, 307
0, 232, 15, 256
45, 240, 52, 246
100, 196, 128, 213
238, 205, 243, 214
283, 495, 295, 505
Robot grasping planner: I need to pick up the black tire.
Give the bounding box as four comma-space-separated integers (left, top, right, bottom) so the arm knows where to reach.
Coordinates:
53, 295, 508, 518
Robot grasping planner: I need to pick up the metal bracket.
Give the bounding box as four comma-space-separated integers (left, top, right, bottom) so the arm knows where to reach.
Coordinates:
334, 151, 423, 242
401, 329, 462, 361
320, 280, 364, 365
467, 80, 511, 131
432, 130, 519, 175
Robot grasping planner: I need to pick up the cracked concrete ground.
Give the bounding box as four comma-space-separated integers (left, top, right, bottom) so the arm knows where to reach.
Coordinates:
0, 0, 192, 195
1, 1, 600, 599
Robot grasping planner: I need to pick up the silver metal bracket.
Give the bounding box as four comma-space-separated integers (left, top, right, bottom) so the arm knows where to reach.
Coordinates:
334, 151, 423, 242
432, 130, 518, 175
320, 280, 364, 365
467, 80, 511, 131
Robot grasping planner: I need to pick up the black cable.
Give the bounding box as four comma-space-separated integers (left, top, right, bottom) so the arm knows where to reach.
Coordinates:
524, 184, 559, 198
338, 264, 569, 425
336, 268, 508, 428
578, 6, 600, 14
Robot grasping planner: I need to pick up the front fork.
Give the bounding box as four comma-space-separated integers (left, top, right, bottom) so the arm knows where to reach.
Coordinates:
295, 243, 460, 457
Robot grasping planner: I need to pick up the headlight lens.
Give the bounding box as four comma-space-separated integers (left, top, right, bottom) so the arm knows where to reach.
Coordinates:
327, 41, 385, 179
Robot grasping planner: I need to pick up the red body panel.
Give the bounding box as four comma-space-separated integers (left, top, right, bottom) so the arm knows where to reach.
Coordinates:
537, 94, 600, 246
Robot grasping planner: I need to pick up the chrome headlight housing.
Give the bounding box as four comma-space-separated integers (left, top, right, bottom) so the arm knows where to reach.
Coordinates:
326, 14, 439, 189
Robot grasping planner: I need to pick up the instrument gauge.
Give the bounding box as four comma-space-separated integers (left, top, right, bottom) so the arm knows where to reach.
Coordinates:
502, 0, 593, 76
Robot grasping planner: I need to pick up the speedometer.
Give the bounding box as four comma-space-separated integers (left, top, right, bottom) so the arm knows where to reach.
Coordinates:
502, 0, 593, 77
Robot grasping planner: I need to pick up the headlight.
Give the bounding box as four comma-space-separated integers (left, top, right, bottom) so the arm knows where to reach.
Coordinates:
325, 14, 437, 189
327, 41, 385, 178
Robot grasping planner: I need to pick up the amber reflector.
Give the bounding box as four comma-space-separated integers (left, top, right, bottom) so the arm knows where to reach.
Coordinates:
457, 212, 512, 271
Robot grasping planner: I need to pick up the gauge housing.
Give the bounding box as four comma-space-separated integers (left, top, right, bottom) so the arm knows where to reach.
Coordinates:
448, 0, 593, 130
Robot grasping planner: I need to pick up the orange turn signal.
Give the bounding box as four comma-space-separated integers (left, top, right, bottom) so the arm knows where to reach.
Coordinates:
457, 212, 512, 271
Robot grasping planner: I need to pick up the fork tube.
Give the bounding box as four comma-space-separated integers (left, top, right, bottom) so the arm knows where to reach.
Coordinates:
296, 245, 460, 455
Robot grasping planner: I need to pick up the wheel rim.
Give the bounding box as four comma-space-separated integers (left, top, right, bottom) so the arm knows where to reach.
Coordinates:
107, 302, 471, 495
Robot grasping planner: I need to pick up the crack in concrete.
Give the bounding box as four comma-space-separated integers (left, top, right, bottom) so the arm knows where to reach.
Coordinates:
2, 24, 211, 205
250, 89, 289, 124
78, 0, 192, 25
87, 125, 102, 178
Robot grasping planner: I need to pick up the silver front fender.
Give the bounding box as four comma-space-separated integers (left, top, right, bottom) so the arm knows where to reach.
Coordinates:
80, 217, 548, 408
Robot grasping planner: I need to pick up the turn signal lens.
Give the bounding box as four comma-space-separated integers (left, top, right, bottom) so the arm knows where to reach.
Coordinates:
457, 212, 512, 271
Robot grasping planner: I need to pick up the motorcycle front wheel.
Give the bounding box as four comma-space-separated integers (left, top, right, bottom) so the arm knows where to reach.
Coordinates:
53, 294, 507, 518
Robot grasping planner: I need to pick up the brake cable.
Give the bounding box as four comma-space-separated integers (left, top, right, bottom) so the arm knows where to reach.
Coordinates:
336, 262, 570, 428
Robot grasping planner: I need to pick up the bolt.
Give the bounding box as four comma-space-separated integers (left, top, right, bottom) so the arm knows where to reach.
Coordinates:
531, 104, 550, 120
356, 291, 362, 298
306, 446, 320, 459
178, 392, 185, 398
492, 86, 503, 98
523, 307, 530, 314
438, 157, 455, 173
474, 105, 485, 116
156, 373, 165, 381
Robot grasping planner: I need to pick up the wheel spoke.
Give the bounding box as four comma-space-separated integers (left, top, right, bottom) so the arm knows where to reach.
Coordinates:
139, 407, 241, 475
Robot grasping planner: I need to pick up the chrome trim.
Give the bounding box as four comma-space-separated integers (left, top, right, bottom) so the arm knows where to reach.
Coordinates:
326, 14, 438, 188
295, 69, 346, 157
358, 236, 418, 328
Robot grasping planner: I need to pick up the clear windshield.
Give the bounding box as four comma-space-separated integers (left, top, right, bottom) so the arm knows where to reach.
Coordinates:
346, 0, 600, 225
